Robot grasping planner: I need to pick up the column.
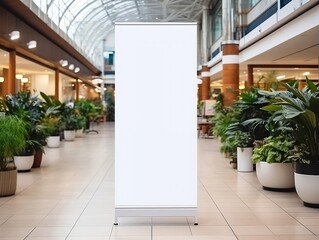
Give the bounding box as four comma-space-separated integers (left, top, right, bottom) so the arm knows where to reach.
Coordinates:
222, 42, 239, 106
201, 65, 210, 100
54, 69, 59, 100
222, 0, 239, 107
201, 7, 209, 63
75, 79, 79, 100
5, 50, 16, 95
197, 70, 202, 101
247, 65, 254, 88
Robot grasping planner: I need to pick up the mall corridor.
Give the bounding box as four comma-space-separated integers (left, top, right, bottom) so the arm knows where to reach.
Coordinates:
0, 123, 318, 240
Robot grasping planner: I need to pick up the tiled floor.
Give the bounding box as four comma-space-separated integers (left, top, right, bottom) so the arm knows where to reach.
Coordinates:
0, 122, 319, 240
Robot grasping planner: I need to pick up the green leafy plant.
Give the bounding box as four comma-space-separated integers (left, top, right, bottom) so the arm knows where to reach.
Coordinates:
40, 92, 62, 137
260, 78, 319, 164
61, 106, 78, 130
74, 99, 102, 128
4, 91, 45, 155
104, 91, 114, 121
252, 135, 295, 164
0, 116, 27, 171
74, 114, 87, 130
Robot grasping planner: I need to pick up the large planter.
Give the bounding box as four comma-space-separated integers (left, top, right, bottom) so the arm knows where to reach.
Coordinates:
256, 162, 294, 191
0, 169, 17, 197
47, 136, 60, 148
295, 162, 319, 208
237, 147, 254, 172
14, 155, 34, 172
64, 130, 75, 141
32, 150, 43, 168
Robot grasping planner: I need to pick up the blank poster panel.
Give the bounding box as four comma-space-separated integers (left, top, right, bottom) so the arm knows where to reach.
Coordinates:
115, 23, 197, 208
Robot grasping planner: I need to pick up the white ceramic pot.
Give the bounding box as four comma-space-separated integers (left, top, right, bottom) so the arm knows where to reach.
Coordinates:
14, 155, 34, 172
295, 162, 319, 207
256, 162, 294, 190
75, 128, 84, 138
237, 147, 254, 172
47, 136, 60, 148
295, 173, 319, 207
64, 130, 76, 141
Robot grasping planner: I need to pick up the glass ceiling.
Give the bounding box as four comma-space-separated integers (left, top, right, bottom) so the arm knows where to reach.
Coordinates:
22, 0, 206, 69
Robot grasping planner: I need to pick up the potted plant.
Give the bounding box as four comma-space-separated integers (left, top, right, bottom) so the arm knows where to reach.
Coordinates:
61, 106, 78, 141
4, 91, 45, 171
39, 92, 62, 148
252, 134, 295, 191
261, 79, 319, 207
74, 99, 102, 133
235, 130, 254, 172
75, 114, 86, 137
224, 122, 254, 172
0, 116, 27, 196
41, 115, 61, 147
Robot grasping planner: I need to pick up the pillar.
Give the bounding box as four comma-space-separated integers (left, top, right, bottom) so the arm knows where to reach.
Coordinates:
201, 65, 210, 100
197, 71, 202, 101
54, 69, 60, 100
222, 42, 239, 106
221, 0, 239, 107
75, 79, 79, 100
247, 65, 254, 88
5, 50, 16, 95
201, 7, 209, 63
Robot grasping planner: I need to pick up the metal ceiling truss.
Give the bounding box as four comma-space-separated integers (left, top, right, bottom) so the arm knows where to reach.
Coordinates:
22, 0, 206, 68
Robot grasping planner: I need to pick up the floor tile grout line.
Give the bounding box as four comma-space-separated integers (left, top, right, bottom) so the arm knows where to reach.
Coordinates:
64, 154, 115, 239
198, 178, 240, 240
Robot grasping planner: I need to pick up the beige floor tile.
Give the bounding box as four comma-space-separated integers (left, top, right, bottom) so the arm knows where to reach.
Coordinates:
223, 212, 264, 226
306, 225, 319, 235
25, 237, 65, 240
237, 237, 279, 240
67, 238, 110, 240
69, 225, 112, 237
38, 215, 79, 227
152, 226, 191, 236
114, 217, 151, 226
153, 237, 237, 240
28, 227, 72, 237
109, 237, 151, 240
151, 217, 188, 225
0, 227, 34, 238
267, 225, 314, 235
1, 219, 41, 228
231, 225, 273, 236
275, 236, 319, 240
254, 212, 300, 225
111, 226, 151, 237
190, 225, 235, 236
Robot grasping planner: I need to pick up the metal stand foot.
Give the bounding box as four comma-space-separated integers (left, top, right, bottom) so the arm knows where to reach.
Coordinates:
194, 216, 198, 225
114, 216, 118, 225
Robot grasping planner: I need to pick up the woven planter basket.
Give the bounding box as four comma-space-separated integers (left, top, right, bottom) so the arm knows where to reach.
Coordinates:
0, 169, 17, 197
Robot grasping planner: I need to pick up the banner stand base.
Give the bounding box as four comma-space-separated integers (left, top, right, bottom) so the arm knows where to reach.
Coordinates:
114, 207, 198, 225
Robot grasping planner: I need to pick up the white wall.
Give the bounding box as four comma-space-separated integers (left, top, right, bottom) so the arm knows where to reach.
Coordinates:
31, 74, 54, 95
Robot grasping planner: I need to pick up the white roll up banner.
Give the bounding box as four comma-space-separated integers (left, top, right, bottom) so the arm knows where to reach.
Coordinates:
115, 22, 197, 224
